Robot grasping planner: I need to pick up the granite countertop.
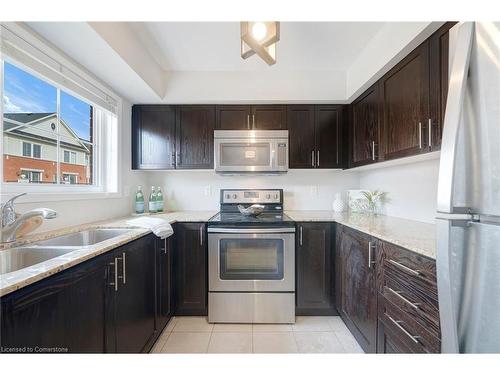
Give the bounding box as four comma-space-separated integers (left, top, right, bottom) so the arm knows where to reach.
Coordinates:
285, 210, 436, 260
0, 211, 217, 297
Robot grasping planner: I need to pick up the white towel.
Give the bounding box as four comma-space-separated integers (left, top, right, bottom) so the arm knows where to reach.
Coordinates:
126, 217, 174, 239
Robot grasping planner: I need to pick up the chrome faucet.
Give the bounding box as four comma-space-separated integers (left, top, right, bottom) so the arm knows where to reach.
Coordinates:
1, 193, 57, 243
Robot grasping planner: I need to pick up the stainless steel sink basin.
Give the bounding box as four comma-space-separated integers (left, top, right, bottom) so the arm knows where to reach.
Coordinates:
33, 228, 132, 247
0, 246, 76, 275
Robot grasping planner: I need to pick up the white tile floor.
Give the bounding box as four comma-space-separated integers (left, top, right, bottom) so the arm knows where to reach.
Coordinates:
151, 316, 365, 354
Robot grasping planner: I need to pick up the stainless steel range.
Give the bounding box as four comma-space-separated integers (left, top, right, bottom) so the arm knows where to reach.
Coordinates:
208, 189, 295, 323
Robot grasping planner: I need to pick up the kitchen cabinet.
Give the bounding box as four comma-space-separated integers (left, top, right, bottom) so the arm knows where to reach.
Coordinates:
429, 22, 456, 151
0, 252, 113, 353
132, 105, 176, 170
215, 105, 286, 130
380, 40, 430, 160
336, 224, 378, 353
287, 104, 344, 169
111, 234, 157, 353
156, 236, 174, 331
175, 105, 215, 169
174, 222, 208, 315
349, 82, 381, 167
295, 222, 336, 315
377, 240, 440, 353
287, 105, 316, 168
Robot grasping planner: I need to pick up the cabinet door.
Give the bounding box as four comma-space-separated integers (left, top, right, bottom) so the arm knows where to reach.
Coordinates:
132, 105, 176, 169
156, 236, 174, 331
381, 41, 430, 160
287, 105, 316, 169
174, 222, 208, 315
429, 22, 455, 151
175, 105, 215, 169
251, 105, 286, 130
296, 222, 336, 315
315, 105, 343, 168
216, 105, 252, 130
350, 83, 381, 167
114, 235, 156, 353
0, 255, 111, 353
337, 225, 378, 353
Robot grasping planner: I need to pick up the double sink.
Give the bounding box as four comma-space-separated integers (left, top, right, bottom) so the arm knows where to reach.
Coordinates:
0, 228, 133, 275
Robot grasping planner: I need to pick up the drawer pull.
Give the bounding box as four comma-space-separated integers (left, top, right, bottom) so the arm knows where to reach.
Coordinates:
387, 287, 421, 310
385, 313, 420, 345
388, 259, 421, 276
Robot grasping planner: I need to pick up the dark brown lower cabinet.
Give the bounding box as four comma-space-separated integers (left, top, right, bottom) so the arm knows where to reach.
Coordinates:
112, 235, 157, 353
156, 236, 174, 332
174, 222, 208, 316
336, 224, 378, 353
296, 222, 336, 315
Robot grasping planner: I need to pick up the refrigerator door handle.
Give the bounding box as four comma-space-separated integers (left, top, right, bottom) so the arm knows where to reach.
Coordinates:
437, 22, 475, 214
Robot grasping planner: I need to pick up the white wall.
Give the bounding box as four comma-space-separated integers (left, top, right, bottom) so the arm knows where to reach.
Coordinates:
358, 159, 440, 223
12, 101, 149, 233
148, 169, 360, 211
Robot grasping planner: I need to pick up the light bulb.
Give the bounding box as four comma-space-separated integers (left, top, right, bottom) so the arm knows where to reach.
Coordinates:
251, 22, 267, 41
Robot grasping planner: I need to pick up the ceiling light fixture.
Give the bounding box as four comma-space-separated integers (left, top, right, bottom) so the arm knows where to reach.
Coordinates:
241, 21, 280, 66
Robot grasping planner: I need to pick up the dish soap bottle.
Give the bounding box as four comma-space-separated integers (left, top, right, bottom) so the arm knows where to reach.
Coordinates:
148, 186, 157, 214
135, 186, 145, 214
156, 187, 164, 213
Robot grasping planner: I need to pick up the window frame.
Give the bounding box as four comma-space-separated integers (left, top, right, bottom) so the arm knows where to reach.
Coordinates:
1, 52, 122, 202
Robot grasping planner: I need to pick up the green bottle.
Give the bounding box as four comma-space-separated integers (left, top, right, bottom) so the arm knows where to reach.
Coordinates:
135, 186, 144, 214
148, 186, 157, 213
156, 187, 164, 213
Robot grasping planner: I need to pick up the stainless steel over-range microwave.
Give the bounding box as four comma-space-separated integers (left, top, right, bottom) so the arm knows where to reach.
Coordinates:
214, 130, 289, 174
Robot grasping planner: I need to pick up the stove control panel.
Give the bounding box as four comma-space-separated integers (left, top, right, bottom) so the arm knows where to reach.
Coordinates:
221, 189, 282, 204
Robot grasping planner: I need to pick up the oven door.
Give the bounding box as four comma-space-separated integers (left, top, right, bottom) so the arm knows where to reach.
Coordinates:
208, 228, 295, 292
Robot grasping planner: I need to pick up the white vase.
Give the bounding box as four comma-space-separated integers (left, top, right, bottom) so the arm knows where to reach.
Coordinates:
332, 193, 345, 213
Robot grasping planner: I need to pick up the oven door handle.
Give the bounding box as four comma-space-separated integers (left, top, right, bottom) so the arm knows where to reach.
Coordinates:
207, 227, 296, 234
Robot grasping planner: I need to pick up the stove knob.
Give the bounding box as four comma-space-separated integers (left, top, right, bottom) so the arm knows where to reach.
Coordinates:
266, 194, 271, 200
225, 194, 230, 199
274, 193, 279, 200
232, 194, 237, 199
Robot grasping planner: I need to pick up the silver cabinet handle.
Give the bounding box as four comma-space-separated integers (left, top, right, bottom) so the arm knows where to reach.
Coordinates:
299, 226, 303, 246
172, 151, 176, 166
368, 241, 376, 268
388, 259, 421, 276
109, 258, 118, 291
428, 118, 432, 149
311, 151, 315, 167
372, 141, 376, 161
122, 252, 126, 284
385, 313, 420, 344
387, 287, 421, 310
163, 238, 167, 254
252, 114, 255, 129
418, 122, 422, 149
200, 225, 204, 246
176, 151, 181, 165
247, 115, 250, 129
317, 150, 320, 167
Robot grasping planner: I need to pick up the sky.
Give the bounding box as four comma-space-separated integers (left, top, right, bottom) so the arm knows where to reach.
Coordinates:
3, 62, 92, 141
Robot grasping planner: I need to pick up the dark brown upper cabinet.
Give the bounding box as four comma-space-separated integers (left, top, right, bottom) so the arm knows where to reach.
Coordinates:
336, 224, 378, 353
296, 222, 336, 315
349, 82, 381, 167
175, 105, 215, 169
287, 105, 316, 168
380, 40, 430, 161
215, 105, 251, 130
132, 105, 176, 170
315, 105, 343, 168
215, 105, 286, 130
429, 22, 456, 151
287, 104, 344, 169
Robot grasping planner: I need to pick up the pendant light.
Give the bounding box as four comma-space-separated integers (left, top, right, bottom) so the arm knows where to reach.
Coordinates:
241, 21, 280, 66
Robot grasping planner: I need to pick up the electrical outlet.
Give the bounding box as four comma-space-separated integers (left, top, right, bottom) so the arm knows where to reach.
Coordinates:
204, 185, 211, 196
310, 185, 318, 195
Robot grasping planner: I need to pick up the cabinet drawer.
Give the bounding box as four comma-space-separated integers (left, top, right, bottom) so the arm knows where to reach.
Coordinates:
379, 296, 440, 353
382, 273, 440, 337
381, 241, 437, 299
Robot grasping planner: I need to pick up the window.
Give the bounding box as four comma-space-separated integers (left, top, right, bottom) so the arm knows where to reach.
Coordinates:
1, 25, 120, 199
2, 61, 95, 186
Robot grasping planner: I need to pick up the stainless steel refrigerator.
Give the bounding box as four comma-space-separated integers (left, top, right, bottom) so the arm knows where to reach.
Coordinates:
436, 22, 500, 353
